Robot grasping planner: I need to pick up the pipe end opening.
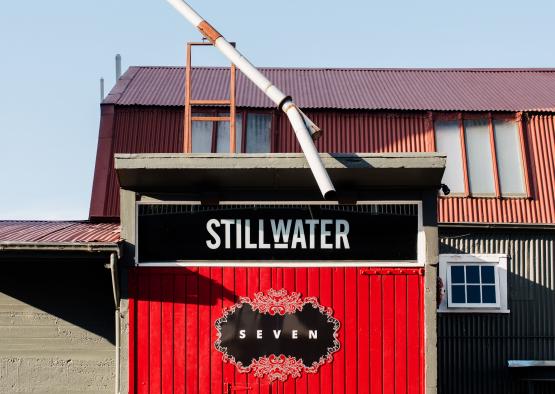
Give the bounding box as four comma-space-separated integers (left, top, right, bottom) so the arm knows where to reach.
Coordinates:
323, 189, 337, 201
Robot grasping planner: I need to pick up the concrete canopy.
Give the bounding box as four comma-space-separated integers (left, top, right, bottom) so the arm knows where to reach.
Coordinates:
114, 153, 446, 198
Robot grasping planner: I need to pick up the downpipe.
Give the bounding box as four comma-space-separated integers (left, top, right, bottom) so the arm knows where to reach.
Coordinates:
108, 253, 121, 394
165, 0, 336, 199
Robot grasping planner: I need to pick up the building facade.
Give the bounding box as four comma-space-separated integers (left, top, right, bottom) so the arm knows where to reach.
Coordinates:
1, 67, 554, 393
93, 67, 555, 394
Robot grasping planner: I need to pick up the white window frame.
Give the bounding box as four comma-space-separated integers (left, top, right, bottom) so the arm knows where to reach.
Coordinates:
438, 253, 509, 313
433, 114, 530, 199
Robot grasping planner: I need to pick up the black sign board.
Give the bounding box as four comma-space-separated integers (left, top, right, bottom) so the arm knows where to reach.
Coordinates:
214, 289, 340, 381
137, 204, 418, 262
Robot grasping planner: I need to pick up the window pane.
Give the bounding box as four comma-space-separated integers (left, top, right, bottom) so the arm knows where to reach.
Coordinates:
451, 266, 465, 284
451, 285, 466, 303
482, 285, 497, 303
216, 113, 243, 153
493, 120, 526, 195
467, 285, 481, 303
246, 114, 271, 153
434, 121, 465, 194
464, 119, 496, 194
481, 266, 495, 284
192, 113, 213, 153
466, 266, 480, 284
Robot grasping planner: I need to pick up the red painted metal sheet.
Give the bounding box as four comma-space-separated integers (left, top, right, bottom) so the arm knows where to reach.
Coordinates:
0, 220, 120, 243
437, 114, 555, 223
275, 111, 434, 154
128, 267, 425, 394
91, 107, 555, 224
107, 67, 555, 112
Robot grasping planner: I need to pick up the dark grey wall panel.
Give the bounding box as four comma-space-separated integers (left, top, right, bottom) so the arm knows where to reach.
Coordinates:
0, 260, 115, 393
439, 228, 555, 394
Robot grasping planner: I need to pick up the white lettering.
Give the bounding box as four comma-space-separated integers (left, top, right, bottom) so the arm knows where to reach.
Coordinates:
320, 219, 333, 249
273, 330, 281, 339
291, 329, 298, 339
239, 329, 246, 339
305, 219, 318, 249
309, 330, 318, 339
220, 219, 234, 249
205, 218, 351, 251
235, 219, 242, 248
258, 219, 270, 249
291, 220, 307, 249
245, 220, 257, 249
256, 329, 263, 339
335, 219, 350, 249
271, 219, 291, 245
206, 219, 221, 249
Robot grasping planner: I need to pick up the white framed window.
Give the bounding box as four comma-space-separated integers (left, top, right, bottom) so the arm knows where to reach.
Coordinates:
433, 115, 528, 198
434, 120, 466, 195
438, 254, 509, 313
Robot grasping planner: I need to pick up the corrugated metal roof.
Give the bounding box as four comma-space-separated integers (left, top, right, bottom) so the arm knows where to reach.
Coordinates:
0, 221, 120, 243
104, 66, 555, 112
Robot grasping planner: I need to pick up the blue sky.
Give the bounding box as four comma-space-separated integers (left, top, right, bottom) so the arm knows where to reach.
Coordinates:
1, 0, 555, 220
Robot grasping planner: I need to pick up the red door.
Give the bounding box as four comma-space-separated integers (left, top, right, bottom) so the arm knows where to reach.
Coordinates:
129, 267, 424, 394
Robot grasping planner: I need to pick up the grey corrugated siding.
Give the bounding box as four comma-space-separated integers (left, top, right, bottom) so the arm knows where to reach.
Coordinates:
439, 228, 555, 394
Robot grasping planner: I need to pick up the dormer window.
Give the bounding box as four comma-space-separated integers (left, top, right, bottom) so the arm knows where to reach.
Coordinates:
434, 114, 529, 197
192, 111, 272, 153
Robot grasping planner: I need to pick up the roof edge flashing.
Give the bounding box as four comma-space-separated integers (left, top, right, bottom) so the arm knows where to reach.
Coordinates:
115, 152, 446, 169
0, 241, 121, 255
115, 153, 446, 194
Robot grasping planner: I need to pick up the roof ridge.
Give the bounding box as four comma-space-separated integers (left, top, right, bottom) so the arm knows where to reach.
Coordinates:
131, 65, 555, 73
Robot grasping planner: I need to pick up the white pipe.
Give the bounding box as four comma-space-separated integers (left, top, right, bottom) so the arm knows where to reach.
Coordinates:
166, 0, 203, 26
214, 39, 288, 106
282, 102, 335, 198
165, 0, 336, 199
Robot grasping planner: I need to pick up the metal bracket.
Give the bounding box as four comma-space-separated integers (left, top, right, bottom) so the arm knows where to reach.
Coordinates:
223, 382, 252, 393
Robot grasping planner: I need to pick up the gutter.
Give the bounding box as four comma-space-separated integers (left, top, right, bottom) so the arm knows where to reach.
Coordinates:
0, 242, 121, 254
439, 222, 555, 230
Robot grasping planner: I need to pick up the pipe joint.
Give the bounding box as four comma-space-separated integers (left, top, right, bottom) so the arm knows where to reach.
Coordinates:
277, 96, 292, 111
197, 20, 222, 43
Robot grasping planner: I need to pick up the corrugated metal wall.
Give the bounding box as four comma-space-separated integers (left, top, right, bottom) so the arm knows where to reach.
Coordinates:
275, 111, 434, 154
90, 107, 555, 226
128, 267, 425, 394
103, 107, 184, 219
438, 228, 555, 394
438, 114, 555, 224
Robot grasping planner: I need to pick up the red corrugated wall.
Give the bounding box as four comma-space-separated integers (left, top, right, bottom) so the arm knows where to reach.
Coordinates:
90, 107, 555, 224
128, 267, 424, 394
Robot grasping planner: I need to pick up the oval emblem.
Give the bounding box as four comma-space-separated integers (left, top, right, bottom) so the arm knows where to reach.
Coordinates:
214, 288, 340, 381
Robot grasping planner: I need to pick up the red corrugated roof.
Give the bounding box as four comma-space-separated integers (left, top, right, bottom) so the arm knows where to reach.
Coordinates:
104, 66, 555, 112
0, 221, 120, 243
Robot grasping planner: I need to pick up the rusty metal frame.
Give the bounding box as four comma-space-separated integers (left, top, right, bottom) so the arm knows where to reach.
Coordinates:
183, 42, 237, 153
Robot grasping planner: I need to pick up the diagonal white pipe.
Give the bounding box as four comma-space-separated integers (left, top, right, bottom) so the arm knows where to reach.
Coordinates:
166, 0, 336, 199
